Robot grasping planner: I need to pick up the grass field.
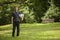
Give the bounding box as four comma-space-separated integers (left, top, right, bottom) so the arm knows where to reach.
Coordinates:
0, 23, 60, 40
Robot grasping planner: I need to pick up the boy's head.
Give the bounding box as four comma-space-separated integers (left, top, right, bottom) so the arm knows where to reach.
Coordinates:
14, 6, 19, 12
15, 6, 18, 12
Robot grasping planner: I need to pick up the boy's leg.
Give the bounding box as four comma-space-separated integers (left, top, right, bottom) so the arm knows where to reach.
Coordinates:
12, 22, 16, 37
17, 21, 20, 36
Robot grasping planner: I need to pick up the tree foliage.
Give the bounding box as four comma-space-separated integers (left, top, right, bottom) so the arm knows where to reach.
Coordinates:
42, 0, 60, 22
0, 0, 60, 25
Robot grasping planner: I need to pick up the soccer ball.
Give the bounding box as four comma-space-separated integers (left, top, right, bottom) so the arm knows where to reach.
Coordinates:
19, 14, 24, 18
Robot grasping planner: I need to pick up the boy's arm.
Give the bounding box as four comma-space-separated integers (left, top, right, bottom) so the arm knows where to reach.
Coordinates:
11, 17, 13, 24
21, 14, 24, 21
11, 13, 13, 24
21, 17, 23, 21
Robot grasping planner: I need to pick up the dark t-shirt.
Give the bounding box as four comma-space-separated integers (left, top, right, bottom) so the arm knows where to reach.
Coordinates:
12, 12, 20, 22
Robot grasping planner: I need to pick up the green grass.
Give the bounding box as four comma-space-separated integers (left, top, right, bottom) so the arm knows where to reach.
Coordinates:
0, 23, 60, 40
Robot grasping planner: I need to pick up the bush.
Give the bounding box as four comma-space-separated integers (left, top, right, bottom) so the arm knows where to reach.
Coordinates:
42, 6, 60, 22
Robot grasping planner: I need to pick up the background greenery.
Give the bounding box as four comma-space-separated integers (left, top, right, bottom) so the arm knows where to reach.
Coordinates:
0, 0, 60, 25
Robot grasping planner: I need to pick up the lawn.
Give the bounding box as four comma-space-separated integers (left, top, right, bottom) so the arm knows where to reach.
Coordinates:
0, 23, 60, 40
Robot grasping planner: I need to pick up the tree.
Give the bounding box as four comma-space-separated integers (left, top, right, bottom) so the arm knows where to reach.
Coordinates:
42, 0, 60, 22
27, 0, 49, 22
